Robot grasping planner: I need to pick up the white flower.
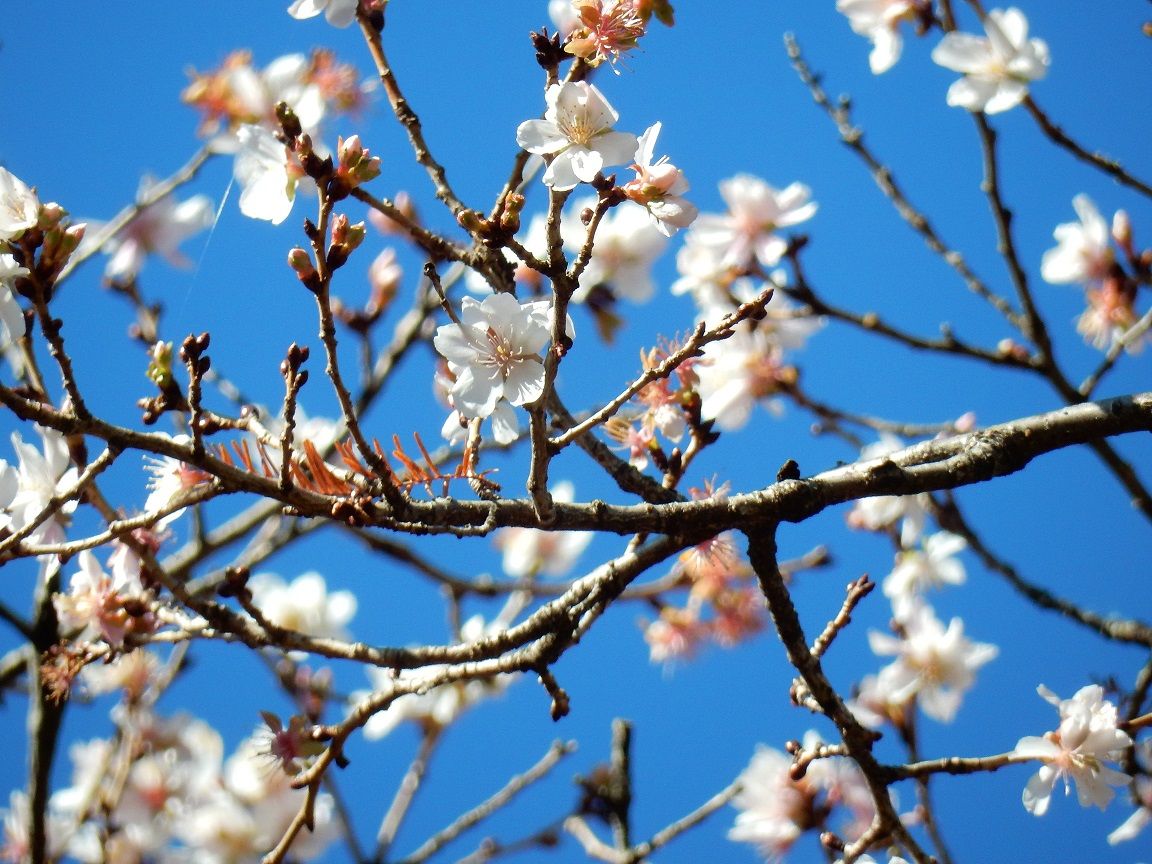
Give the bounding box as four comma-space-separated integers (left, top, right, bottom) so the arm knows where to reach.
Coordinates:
1013, 684, 1132, 816
696, 326, 784, 431
143, 434, 212, 528
868, 601, 997, 722
1040, 194, 1114, 286
357, 615, 512, 740
433, 293, 553, 419
687, 174, 816, 271
728, 745, 807, 856
0, 426, 79, 551
883, 530, 967, 603
247, 571, 356, 641
287, 0, 359, 27
0, 254, 28, 367
563, 199, 666, 303
621, 123, 697, 235
496, 481, 591, 578
516, 82, 638, 190
100, 177, 214, 282
234, 124, 299, 224
837, 0, 925, 74
0, 166, 40, 241
53, 549, 153, 647
931, 7, 1049, 114
1108, 773, 1152, 844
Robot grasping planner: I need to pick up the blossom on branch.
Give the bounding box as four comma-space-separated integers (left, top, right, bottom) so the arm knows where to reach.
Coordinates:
0, 166, 40, 242
621, 122, 698, 236
433, 293, 554, 419
564, 0, 647, 68
1012, 684, 1132, 816
287, 0, 359, 28
1041, 195, 1114, 287
837, 0, 929, 74
868, 601, 997, 722
516, 81, 638, 190
496, 481, 591, 579
931, 7, 1049, 114
233, 124, 302, 224
247, 571, 357, 641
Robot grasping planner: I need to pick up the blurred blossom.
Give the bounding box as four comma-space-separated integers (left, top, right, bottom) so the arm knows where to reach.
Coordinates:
53, 549, 155, 648
1041, 194, 1114, 286
563, 198, 666, 303
847, 433, 928, 547
868, 601, 997, 722
516, 81, 638, 190
643, 607, 708, 666
1013, 684, 1132, 816
931, 7, 1049, 114
357, 615, 513, 739
98, 177, 214, 283
686, 174, 816, 272
837, 0, 928, 73
0, 426, 80, 558
882, 531, 967, 606
233, 124, 301, 225
247, 570, 357, 641
287, 0, 359, 28
0, 255, 28, 372
496, 480, 591, 579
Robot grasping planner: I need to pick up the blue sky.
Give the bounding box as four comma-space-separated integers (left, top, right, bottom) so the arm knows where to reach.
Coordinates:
0, 2, 1149, 862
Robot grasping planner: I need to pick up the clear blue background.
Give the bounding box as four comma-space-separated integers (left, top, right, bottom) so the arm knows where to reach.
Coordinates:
0, 2, 1149, 862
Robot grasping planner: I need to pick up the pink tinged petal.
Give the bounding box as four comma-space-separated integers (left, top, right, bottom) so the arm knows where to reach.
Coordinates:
932, 33, 992, 74
753, 235, 788, 268
516, 120, 568, 155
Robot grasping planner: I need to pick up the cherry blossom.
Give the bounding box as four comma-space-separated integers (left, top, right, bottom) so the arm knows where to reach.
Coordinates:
1076, 279, 1144, 353
53, 549, 155, 647
621, 122, 698, 235
883, 530, 967, 604
246, 570, 357, 641
686, 174, 817, 272
837, 0, 928, 74
868, 601, 998, 722
1041, 194, 1115, 286
643, 607, 708, 666
564, 0, 647, 68
515, 81, 638, 190
847, 433, 929, 547
931, 7, 1049, 114
496, 481, 592, 578
1012, 684, 1132, 816
0, 426, 79, 553
287, 0, 359, 28
233, 124, 301, 224
143, 434, 214, 527
0, 254, 28, 368
563, 198, 667, 303
433, 293, 553, 419
1108, 746, 1152, 845
99, 177, 215, 282
0, 166, 40, 242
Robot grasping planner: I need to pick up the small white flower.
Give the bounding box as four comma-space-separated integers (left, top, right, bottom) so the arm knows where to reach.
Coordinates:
869, 601, 997, 722
837, 0, 926, 74
0, 166, 40, 241
621, 123, 697, 236
287, 0, 359, 27
516, 81, 638, 190
234, 124, 300, 224
0, 254, 28, 368
1041, 194, 1114, 286
883, 530, 967, 603
53, 549, 153, 647
247, 571, 357, 641
0, 426, 79, 552
847, 433, 929, 547
1013, 684, 1132, 816
433, 293, 553, 419
931, 7, 1049, 114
